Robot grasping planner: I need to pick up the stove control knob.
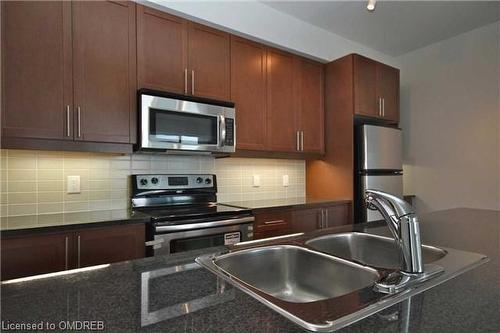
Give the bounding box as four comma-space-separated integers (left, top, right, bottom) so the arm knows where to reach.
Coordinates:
205, 178, 212, 185
196, 177, 203, 184
151, 177, 159, 185
140, 178, 148, 186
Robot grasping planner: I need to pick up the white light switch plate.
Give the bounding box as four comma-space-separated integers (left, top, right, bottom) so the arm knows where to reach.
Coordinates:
282, 175, 289, 187
67, 175, 81, 194
253, 175, 261, 187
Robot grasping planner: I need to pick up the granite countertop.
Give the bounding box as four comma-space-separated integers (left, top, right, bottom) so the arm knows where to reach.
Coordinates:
222, 197, 351, 210
1, 208, 499, 332
0, 209, 151, 236
1, 198, 349, 235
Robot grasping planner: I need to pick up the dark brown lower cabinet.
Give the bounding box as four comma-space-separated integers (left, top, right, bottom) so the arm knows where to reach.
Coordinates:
324, 204, 352, 228
290, 208, 322, 233
253, 202, 352, 240
0, 232, 73, 281
76, 224, 145, 268
1, 224, 145, 280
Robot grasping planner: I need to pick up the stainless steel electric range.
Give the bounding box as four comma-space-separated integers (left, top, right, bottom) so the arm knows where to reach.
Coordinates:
131, 174, 254, 256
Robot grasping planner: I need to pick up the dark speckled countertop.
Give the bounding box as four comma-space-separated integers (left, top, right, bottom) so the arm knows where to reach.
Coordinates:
1, 208, 499, 332
0, 209, 151, 237
222, 197, 351, 210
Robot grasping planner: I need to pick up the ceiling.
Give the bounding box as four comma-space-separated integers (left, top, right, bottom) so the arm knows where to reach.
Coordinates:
261, 1, 500, 56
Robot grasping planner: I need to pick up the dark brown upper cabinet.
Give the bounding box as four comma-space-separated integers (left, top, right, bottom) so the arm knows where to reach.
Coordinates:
353, 54, 400, 123
187, 23, 230, 100
137, 5, 187, 94
230, 36, 267, 151
137, 6, 230, 101
1, 1, 137, 151
232, 42, 325, 155
72, 1, 136, 144
1, 1, 73, 141
376, 62, 400, 122
297, 58, 325, 154
266, 49, 299, 152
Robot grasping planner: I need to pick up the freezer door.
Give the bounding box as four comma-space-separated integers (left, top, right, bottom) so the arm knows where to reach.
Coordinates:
362, 174, 403, 222
362, 125, 402, 170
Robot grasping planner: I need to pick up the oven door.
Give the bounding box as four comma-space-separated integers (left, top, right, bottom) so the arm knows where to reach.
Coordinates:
140, 92, 235, 153
148, 218, 254, 256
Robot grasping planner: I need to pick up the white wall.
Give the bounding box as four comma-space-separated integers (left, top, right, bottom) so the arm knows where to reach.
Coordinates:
399, 22, 500, 213
143, 0, 399, 66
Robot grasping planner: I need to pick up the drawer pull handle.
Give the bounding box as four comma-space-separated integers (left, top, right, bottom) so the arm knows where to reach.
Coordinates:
263, 220, 285, 225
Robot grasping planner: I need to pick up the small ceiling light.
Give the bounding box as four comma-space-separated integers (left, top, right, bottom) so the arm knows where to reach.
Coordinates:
367, 0, 376, 11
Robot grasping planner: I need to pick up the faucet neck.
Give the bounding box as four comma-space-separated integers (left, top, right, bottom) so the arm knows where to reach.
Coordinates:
365, 190, 424, 274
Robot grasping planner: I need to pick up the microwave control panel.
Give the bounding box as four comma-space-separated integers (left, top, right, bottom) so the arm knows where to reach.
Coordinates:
225, 118, 235, 146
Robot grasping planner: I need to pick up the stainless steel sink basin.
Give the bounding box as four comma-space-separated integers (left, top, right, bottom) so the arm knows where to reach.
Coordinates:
209, 245, 380, 303
305, 232, 447, 270
197, 235, 487, 332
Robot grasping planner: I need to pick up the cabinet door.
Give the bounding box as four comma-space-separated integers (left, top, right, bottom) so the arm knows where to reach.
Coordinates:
325, 204, 352, 228
1, 1, 73, 140
353, 55, 378, 118
291, 207, 322, 233
266, 49, 298, 152
230, 37, 267, 150
1, 232, 72, 280
376, 63, 400, 123
73, 1, 136, 143
76, 224, 145, 268
298, 59, 324, 154
187, 23, 230, 100
137, 5, 187, 94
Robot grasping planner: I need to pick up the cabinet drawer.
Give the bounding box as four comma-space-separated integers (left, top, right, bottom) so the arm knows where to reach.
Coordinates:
254, 211, 291, 232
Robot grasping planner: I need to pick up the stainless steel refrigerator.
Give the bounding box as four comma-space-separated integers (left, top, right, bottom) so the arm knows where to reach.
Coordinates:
354, 124, 403, 223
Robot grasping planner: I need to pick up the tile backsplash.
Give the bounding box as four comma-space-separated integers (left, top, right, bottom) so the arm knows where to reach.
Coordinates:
0, 149, 305, 229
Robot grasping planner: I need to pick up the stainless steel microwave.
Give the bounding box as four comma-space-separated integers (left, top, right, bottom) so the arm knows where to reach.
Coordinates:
137, 90, 236, 154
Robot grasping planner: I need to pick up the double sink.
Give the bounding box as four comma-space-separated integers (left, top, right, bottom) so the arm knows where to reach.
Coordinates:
197, 231, 487, 331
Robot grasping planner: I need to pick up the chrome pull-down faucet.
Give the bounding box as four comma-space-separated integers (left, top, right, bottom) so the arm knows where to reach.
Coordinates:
365, 190, 443, 293
365, 189, 424, 274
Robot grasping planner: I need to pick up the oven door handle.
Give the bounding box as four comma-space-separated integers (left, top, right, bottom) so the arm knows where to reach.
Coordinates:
155, 216, 254, 233
145, 239, 164, 247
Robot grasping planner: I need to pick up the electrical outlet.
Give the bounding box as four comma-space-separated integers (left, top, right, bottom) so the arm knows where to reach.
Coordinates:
253, 175, 261, 187
67, 175, 81, 194
282, 175, 289, 187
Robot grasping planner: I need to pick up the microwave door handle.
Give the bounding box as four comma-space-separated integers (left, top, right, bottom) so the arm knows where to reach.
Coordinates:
219, 115, 226, 147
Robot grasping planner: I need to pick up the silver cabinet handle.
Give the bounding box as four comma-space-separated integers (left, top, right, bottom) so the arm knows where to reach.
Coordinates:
263, 219, 285, 225
296, 131, 300, 151
77, 235, 81, 268
378, 97, 382, 117
219, 115, 226, 147
77, 106, 81, 138
184, 68, 188, 95
300, 131, 304, 151
382, 98, 385, 117
191, 70, 195, 95
324, 209, 328, 229
65, 105, 71, 137
317, 211, 322, 229
64, 236, 69, 270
